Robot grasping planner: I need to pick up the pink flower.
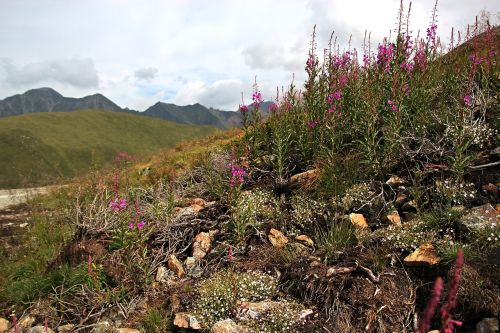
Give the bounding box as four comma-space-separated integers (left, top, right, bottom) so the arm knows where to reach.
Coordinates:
306, 54, 316, 69
426, 23, 437, 42
129, 222, 135, 230
308, 120, 318, 129
387, 100, 398, 113
463, 95, 472, 106
252, 91, 263, 105
377, 43, 395, 71
239, 104, 249, 113
440, 249, 464, 333
109, 197, 127, 212
137, 220, 145, 229
268, 102, 278, 113
228, 162, 246, 188
470, 54, 482, 65
327, 91, 342, 104
339, 75, 349, 87
419, 277, 444, 333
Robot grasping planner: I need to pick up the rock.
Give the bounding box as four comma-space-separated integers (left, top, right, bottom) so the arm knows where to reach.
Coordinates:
386, 176, 405, 187
184, 257, 202, 277
92, 321, 111, 333
173, 313, 201, 330
18, 315, 36, 331
404, 243, 440, 266
155, 266, 175, 285
19, 222, 29, 228
489, 146, 500, 157
168, 255, 185, 278
459, 204, 499, 233
496, 204, 500, 214
170, 294, 182, 313
482, 183, 499, 197
57, 324, 75, 333
290, 169, 318, 183
235, 301, 278, 320
184, 256, 196, 270
190, 198, 207, 207
27, 327, 55, 333
295, 234, 314, 247
349, 213, 370, 230
0, 318, 10, 333
395, 193, 408, 207
211, 319, 249, 333
386, 211, 402, 226
114, 329, 141, 333
192, 232, 211, 260
290, 242, 310, 256
268, 228, 288, 248
475, 317, 499, 333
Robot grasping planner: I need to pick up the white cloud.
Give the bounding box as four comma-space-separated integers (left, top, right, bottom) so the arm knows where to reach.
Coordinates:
134, 67, 158, 81
172, 79, 245, 110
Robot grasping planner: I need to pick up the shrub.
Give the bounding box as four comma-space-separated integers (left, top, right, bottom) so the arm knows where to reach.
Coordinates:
316, 219, 357, 262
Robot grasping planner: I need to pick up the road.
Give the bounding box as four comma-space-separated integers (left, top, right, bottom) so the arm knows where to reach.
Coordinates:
0, 186, 58, 209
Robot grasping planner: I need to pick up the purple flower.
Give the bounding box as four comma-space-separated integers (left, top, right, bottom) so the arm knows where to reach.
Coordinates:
137, 220, 145, 230
339, 75, 349, 87
327, 91, 342, 104
228, 162, 246, 188
252, 91, 263, 104
306, 54, 316, 69
129, 222, 135, 230
239, 104, 249, 113
377, 43, 395, 71
387, 100, 398, 113
109, 197, 127, 212
426, 23, 437, 42
363, 54, 371, 67
470, 54, 482, 66
463, 95, 472, 106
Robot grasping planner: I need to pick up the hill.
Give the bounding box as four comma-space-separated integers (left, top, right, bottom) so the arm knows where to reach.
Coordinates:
0, 109, 215, 188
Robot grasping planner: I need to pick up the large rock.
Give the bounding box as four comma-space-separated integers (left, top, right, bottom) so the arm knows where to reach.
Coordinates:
386, 211, 402, 226
290, 169, 318, 183
192, 232, 212, 260
168, 255, 185, 278
475, 317, 499, 333
459, 204, 499, 233
27, 327, 55, 333
404, 243, 440, 266
295, 234, 314, 247
268, 228, 288, 248
349, 213, 370, 230
0, 318, 10, 333
173, 313, 201, 330
211, 319, 249, 333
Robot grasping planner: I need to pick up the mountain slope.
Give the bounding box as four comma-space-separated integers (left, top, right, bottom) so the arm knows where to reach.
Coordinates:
0, 88, 122, 117
0, 109, 215, 188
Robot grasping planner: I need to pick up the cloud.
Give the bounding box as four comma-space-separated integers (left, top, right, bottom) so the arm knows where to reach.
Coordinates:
172, 79, 246, 110
0, 58, 99, 88
134, 67, 158, 81
243, 41, 306, 72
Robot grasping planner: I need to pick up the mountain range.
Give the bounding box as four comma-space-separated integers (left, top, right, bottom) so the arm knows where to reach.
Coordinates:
0, 88, 272, 128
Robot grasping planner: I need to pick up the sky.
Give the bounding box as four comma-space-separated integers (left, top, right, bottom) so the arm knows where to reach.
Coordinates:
0, 0, 498, 111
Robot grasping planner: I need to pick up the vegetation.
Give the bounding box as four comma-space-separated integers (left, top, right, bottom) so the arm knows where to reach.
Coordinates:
0, 109, 215, 188
0, 4, 498, 333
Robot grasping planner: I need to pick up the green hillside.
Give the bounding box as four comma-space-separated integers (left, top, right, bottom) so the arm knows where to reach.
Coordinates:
0, 109, 215, 188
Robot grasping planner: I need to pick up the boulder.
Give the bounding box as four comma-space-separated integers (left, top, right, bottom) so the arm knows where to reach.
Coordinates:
192, 232, 211, 260
349, 213, 370, 230
0, 318, 10, 333
404, 243, 440, 266
459, 204, 499, 233
268, 228, 288, 248
211, 319, 249, 333
475, 317, 499, 333
173, 313, 201, 330
295, 234, 314, 247
168, 255, 185, 278
386, 211, 402, 226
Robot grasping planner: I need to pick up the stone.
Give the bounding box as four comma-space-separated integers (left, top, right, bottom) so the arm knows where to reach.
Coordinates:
404, 243, 440, 266
190, 198, 207, 207
268, 228, 288, 248
475, 317, 499, 333
349, 213, 370, 230
290, 169, 318, 183
114, 329, 141, 333
482, 183, 499, 197
18, 315, 36, 331
92, 321, 111, 333
168, 255, 185, 278
386, 211, 402, 226
0, 318, 10, 333
295, 234, 314, 247
19, 222, 29, 228
386, 176, 405, 187
211, 319, 249, 333
395, 193, 408, 206
57, 324, 75, 333
235, 301, 278, 320
155, 266, 174, 284
173, 313, 201, 330
184, 256, 197, 270
27, 327, 55, 333
192, 232, 211, 260
459, 204, 499, 233
290, 242, 310, 256
496, 204, 500, 214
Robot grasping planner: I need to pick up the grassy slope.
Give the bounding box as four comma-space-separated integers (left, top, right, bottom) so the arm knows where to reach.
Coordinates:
0, 109, 215, 188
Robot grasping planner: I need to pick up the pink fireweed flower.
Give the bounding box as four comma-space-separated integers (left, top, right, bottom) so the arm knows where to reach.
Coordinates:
327, 91, 342, 104
426, 23, 437, 43
268, 102, 278, 113
400, 62, 414, 72
387, 100, 398, 113
440, 249, 464, 333
129, 222, 135, 230
418, 277, 444, 333
339, 74, 349, 87
228, 162, 246, 188
308, 120, 318, 129
137, 220, 145, 230
377, 43, 395, 71
306, 54, 316, 69
252, 91, 263, 105
363, 54, 371, 67
463, 95, 472, 106
239, 104, 249, 113
470, 54, 482, 66
109, 197, 127, 212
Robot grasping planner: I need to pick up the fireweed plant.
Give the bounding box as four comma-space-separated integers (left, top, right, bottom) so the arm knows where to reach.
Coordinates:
242, 1, 498, 197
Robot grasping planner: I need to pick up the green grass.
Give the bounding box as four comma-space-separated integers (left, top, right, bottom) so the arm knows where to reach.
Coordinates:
0, 109, 216, 189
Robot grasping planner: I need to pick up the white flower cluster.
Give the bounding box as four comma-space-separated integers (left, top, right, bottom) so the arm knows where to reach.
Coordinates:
340, 182, 376, 212
435, 180, 476, 205
444, 121, 496, 149
232, 190, 278, 230
192, 270, 279, 329
245, 301, 305, 333
289, 195, 326, 234
380, 219, 437, 251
